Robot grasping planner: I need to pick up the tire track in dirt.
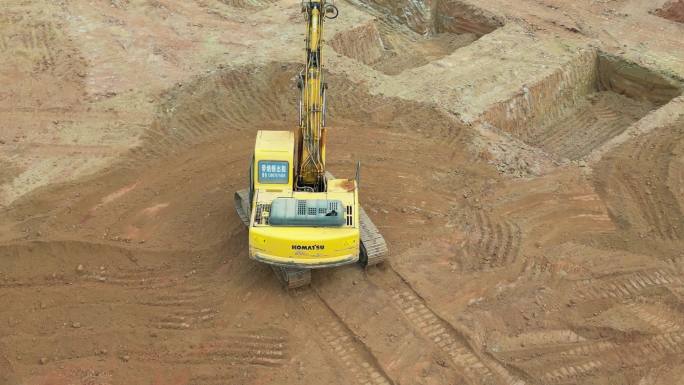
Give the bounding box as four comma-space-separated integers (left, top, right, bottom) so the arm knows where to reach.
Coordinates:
0, 240, 223, 334
124, 65, 294, 166
81, 265, 184, 290
0, 15, 85, 86
493, 328, 684, 384
0, 241, 146, 288
537, 331, 684, 383
219, 0, 280, 9
527, 92, 649, 160
489, 330, 592, 364
378, 270, 526, 385
520, 256, 556, 280
150, 307, 218, 330
3, 20, 56, 68
466, 209, 522, 271
126, 63, 458, 170
571, 268, 681, 301
134, 275, 221, 331
622, 302, 683, 333
297, 290, 393, 385
388, 287, 525, 385
493, 330, 586, 354
596, 119, 684, 240
560, 340, 618, 358
161, 330, 289, 367
311, 264, 516, 384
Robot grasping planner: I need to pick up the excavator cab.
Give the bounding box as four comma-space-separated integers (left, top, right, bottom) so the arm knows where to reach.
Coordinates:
246, 130, 360, 269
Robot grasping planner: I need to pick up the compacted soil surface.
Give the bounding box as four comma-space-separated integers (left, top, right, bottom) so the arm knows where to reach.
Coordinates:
1, 1, 683, 384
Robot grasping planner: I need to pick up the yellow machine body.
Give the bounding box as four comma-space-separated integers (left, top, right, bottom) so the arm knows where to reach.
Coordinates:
248, 130, 360, 268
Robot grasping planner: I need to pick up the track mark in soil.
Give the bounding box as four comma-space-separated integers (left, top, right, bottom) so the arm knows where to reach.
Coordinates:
596, 117, 684, 240
150, 307, 218, 330
82, 267, 182, 290
493, 330, 586, 353
623, 302, 683, 333
371, 267, 526, 384
137, 286, 208, 307
2, 20, 57, 68
389, 287, 524, 385
127, 63, 458, 171
187, 374, 243, 385
219, 0, 280, 9
126, 67, 285, 164
527, 92, 649, 160
163, 331, 288, 367
137, 283, 220, 330
466, 210, 522, 271
0, 274, 71, 289
520, 257, 556, 280
572, 269, 681, 301
560, 341, 618, 357
298, 291, 392, 385
538, 332, 684, 383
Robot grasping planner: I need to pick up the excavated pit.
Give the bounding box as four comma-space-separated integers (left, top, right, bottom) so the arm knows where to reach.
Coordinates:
135, 62, 461, 161
330, 0, 502, 75
122, 61, 468, 251
481, 50, 683, 161
655, 0, 684, 23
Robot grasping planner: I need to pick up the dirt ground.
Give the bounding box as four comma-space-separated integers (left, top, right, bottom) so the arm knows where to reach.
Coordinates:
1, 0, 684, 384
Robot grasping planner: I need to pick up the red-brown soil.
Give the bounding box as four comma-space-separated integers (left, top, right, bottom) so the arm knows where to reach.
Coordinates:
1, 1, 684, 385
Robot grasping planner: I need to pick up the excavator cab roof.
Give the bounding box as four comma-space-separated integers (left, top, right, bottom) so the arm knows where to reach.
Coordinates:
255, 130, 294, 153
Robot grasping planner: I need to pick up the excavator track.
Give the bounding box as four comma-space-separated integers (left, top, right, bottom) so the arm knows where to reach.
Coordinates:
233, 189, 251, 226
271, 266, 312, 289
325, 171, 389, 267
358, 206, 388, 266
234, 189, 312, 289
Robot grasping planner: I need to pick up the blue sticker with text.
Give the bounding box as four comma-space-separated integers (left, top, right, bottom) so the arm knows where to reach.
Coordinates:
258, 161, 289, 184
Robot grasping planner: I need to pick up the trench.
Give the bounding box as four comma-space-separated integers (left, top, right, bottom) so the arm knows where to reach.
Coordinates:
330, 0, 502, 75
480, 50, 683, 161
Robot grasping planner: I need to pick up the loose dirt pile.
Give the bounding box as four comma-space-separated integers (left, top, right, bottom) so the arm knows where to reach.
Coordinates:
1, 1, 684, 385
656, 0, 684, 23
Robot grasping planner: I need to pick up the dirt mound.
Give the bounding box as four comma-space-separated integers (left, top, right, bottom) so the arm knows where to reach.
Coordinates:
129, 63, 460, 163
655, 0, 684, 23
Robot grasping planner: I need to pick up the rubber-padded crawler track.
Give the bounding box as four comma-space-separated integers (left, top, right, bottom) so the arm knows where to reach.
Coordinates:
359, 206, 388, 266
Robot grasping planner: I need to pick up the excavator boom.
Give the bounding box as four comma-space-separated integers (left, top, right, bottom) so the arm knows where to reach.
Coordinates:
297, 0, 334, 190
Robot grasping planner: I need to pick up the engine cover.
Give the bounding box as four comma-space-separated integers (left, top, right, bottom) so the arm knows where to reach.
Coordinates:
269, 198, 345, 227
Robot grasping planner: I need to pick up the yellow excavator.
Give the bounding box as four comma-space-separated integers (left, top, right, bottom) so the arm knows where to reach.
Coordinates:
234, 0, 387, 288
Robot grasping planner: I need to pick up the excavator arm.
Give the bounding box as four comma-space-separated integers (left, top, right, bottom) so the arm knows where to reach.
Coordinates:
297, 0, 338, 191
